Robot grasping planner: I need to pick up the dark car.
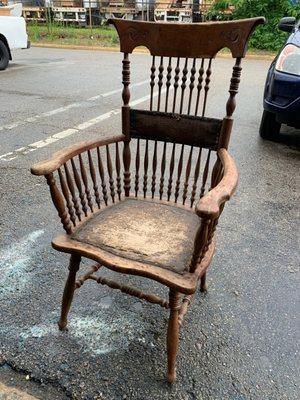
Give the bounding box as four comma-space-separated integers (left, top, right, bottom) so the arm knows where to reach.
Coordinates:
260, 17, 300, 139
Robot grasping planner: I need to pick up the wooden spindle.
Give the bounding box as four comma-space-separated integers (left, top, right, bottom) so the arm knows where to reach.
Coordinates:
88, 150, 101, 209
190, 218, 209, 272
115, 143, 122, 200
165, 57, 172, 112
187, 58, 196, 115
151, 141, 158, 198
143, 140, 149, 198
172, 58, 180, 114
106, 145, 115, 203
150, 56, 156, 111
46, 173, 72, 234
96, 147, 108, 206
71, 158, 88, 217
122, 53, 131, 195
122, 52, 130, 137
167, 143, 175, 201
179, 58, 188, 114
194, 59, 205, 116
200, 150, 211, 198
157, 57, 164, 112
79, 153, 93, 213
182, 146, 193, 205
174, 145, 184, 203
202, 58, 212, 117
58, 167, 76, 226
64, 162, 81, 221
226, 57, 242, 118
190, 147, 202, 207
123, 141, 131, 197
135, 139, 140, 197
159, 142, 167, 200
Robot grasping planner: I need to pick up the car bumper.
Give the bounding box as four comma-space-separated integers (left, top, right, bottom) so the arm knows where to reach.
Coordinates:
264, 68, 300, 127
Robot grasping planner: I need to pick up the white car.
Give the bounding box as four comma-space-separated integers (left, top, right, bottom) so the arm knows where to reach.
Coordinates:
0, 5, 29, 70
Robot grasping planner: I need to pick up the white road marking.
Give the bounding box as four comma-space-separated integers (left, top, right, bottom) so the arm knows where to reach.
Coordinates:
0, 79, 149, 132
0, 89, 166, 161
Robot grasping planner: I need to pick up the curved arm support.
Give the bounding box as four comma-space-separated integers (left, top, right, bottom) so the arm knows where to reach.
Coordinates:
30, 134, 125, 176
195, 148, 238, 220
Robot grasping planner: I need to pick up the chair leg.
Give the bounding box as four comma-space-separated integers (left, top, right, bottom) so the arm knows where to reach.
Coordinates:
58, 254, 81, 331
200, 272, 208, 292
167, 289, 181, 383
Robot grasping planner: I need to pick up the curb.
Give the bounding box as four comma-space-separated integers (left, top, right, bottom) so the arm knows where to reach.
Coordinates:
31, 42, 275, 60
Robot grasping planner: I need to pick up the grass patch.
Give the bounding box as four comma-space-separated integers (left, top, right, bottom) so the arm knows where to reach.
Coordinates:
28, 24, 119, 47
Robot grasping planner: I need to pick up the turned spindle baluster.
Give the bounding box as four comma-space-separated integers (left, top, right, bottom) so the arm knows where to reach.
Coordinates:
190, 147, 202, 207
157, 57, 164, 112
226, 58, 242, 118
167, 143, 175, 201
182, 146, 193, 205
45, 173, 72, 234
135, 139, 140, 197
64, 162, 81, 222
159, 142, 167, 200
174, 145, 184, 203
194, 58, 205, 116
143, 140, 149, 198
106, 145, 115, 203
96, 147, 108, 206
172, 58, 180, 114
122, 52, 131, 196
202, 58, 212, 117
79, 154, 93, 213
165, 57, 172, 112
88, 150, 101, 209
187, 58, 196, 115
151, 141, 158, 198
150, 56, 156, 111
58, 167, 76, 226
200, 150, 211, 198
115, 143, 122, 201
179, 58, 188, 114
71, 158, 88, 217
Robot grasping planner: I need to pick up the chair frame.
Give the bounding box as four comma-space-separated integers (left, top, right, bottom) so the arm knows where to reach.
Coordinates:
31, 17, 264, 383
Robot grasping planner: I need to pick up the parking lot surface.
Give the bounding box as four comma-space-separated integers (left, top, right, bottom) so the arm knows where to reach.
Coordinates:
0, 47, 299, 400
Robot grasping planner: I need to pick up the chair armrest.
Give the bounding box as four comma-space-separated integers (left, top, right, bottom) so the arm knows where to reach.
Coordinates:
30, 134, 125, 176
195, 148, 238, 219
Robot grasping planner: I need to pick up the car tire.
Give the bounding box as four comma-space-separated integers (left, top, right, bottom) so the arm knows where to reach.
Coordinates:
259, 110, 281, 140
0, 40, 9, 71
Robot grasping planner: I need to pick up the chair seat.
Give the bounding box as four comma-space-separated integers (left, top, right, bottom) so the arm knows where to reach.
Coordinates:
72, 198, 199, 273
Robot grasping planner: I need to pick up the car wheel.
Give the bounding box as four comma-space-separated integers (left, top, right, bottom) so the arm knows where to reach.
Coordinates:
259, 110, 281, 140
0, 40, 9, 71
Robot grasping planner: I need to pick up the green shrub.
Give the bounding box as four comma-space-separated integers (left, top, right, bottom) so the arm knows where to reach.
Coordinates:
207, 0, 300, 51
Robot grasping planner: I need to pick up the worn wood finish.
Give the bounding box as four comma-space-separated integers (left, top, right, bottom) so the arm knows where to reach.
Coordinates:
58, 253, 81, 331
130, 110, 222, 150
108, 18, 265, 58
31, 17, 262, 383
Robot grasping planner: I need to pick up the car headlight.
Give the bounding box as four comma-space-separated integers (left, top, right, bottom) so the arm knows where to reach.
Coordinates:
275, 44, 300, 76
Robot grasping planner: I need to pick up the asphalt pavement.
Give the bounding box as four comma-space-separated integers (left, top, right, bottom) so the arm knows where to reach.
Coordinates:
0, 47, 299, 400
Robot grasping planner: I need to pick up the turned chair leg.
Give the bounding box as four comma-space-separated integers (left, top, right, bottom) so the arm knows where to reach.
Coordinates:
58, 254, 81, 331
167, 289, 181, 383
200, 272, 208, 292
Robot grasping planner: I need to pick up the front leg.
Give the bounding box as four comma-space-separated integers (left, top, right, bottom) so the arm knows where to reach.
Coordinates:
166, 289, 181, 383
58, 253, 81, 331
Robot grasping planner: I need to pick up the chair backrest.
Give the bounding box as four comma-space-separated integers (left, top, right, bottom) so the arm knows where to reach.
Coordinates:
109, 18, 264, 150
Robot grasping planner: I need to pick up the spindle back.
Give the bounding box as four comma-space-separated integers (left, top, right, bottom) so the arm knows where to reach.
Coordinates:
109, 18, 264, 150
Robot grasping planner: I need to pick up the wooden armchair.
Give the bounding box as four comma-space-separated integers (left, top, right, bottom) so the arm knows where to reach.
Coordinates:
31, 17, 264, 383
